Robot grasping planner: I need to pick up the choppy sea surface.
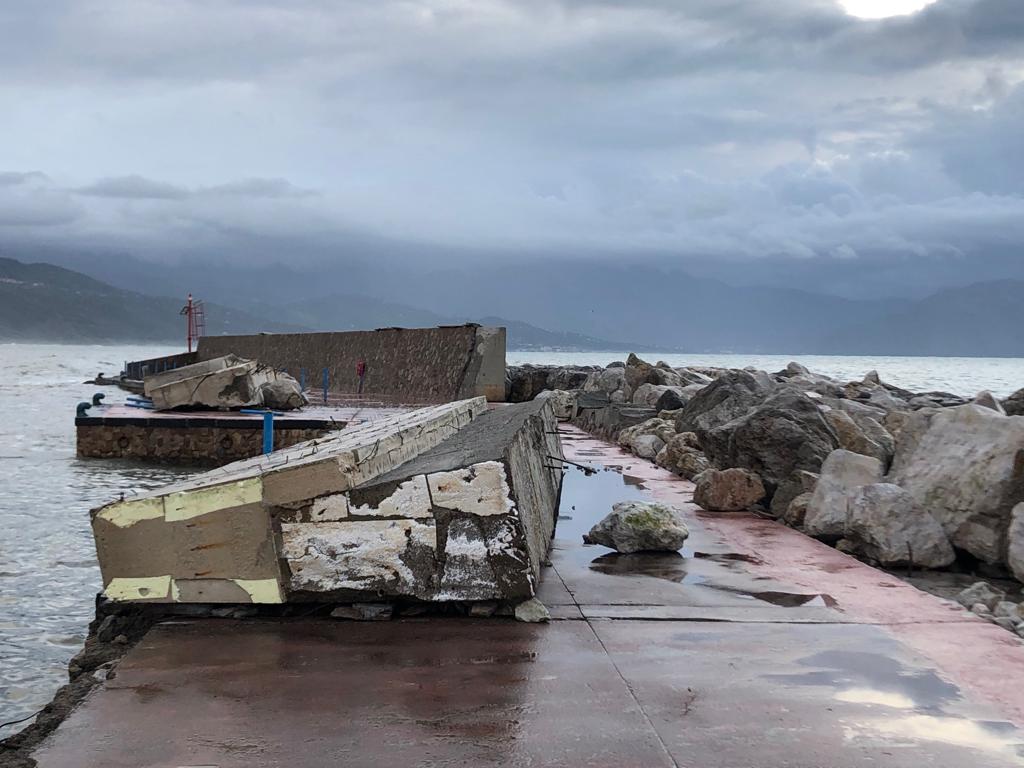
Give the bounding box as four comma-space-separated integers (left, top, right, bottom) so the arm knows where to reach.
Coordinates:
509, 351, 1024, 399
1, 343, 1023, 734
0, 343, 187, 734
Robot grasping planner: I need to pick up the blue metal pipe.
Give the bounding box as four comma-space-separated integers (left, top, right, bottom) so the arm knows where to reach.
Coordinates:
241, 409, 276, 454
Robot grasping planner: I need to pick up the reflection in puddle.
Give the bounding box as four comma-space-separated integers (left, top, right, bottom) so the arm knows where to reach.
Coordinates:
768, 650, 1024, 758
556, 462, 836, 606
704, 584, 838, 608
767, 650, 960, 709
556, 464, 649, 540
845, 715, 1024, 759
694, 552, 764, 566
588, 552, 707, 585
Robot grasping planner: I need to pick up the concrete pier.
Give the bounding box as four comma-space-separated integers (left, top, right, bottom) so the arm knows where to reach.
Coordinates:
23, 426, 1024, 766
76, 405, 349, 465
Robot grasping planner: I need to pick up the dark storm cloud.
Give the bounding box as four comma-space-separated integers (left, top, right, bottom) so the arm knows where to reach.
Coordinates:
0, 0, 1022, 279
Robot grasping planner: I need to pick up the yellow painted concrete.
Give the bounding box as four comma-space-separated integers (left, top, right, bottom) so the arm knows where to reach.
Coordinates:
104, 576, 173, 601
164, 478, 262, 522
233, 579, 284, 604
94, 497, 164, 528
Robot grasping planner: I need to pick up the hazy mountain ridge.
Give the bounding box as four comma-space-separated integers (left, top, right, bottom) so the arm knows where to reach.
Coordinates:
3, 255, 1022, 356
0, 258, 640, 351
821, 279, 1024, 357
0, 257, 304, 343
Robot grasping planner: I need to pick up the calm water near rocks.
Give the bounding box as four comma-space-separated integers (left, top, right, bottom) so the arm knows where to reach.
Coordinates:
1, 342, 1023, 733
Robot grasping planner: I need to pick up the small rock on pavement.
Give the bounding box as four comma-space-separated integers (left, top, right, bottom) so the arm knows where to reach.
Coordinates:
956, 582, 1006, 612
693, 468, 766, 512
584, 501, 690, 554
514, 598, 550, 623
331, 603, 394, 621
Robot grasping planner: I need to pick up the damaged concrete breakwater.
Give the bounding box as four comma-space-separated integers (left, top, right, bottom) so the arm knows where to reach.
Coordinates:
510, 355, 1024, 620
90, 397, 562, 605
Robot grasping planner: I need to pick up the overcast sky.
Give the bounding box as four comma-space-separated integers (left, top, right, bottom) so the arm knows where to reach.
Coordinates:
1, 0, 1023, 278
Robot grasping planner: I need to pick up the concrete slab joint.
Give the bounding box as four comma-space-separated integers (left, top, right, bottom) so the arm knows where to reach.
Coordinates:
90, 397, 562, 606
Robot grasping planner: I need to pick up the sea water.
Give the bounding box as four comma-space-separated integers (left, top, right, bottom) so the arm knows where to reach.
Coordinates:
509, 351, 1024, 399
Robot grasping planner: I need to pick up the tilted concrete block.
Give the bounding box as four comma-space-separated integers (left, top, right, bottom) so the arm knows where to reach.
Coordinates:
91, 398, 489, 603
277, 399, 564, 602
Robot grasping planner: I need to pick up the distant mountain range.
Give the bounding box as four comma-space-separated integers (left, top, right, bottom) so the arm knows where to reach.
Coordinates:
2, 254, 1022, 356
0, 258, 302, 343
0, 258, 640, 350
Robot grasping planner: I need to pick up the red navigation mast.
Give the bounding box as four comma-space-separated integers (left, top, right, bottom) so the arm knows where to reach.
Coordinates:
180, 294, 207, 353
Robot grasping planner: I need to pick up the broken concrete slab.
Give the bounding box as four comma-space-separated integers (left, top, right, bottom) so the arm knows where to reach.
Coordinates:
279, 399, 563, 603
143, 354, 305, 411
92, 397, 488, 604
91, 397, 562, 605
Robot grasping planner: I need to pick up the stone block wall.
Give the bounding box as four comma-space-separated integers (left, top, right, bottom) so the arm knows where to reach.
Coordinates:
195, 325, 506, 403
77, 423, 337, 466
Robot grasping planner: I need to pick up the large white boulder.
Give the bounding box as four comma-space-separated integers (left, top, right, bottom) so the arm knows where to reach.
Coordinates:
845, 483, 955, 568
887, 405, 1024, 564
802, 449, 884, 539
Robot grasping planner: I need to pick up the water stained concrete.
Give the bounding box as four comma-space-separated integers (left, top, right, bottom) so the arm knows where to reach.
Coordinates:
765, 649, 1024, 759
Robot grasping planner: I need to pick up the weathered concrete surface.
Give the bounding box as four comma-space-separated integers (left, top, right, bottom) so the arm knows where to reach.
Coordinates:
197, 325, 507, 403
143, 354, 303, 411
90, 398, 561, 605
281, 400, 563, 602
31, 425, 1024, 767
91, 398, 488, 604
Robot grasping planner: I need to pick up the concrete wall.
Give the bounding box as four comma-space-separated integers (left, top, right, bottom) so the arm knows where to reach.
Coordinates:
77, 423, 336, 466
90, 398, 489, 604
197, 325, 506, 403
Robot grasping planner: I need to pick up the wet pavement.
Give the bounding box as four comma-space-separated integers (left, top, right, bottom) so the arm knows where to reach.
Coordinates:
30, 425, 1024, 767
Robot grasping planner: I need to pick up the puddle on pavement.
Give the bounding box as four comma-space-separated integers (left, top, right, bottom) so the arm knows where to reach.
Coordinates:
556, 465, 649, 541
694, 552, 764, 566
555, 463, 843, 607
766, 650, 1024, 759
702, 586, 838, 608
588, 552, 706, 585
